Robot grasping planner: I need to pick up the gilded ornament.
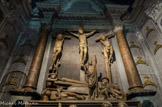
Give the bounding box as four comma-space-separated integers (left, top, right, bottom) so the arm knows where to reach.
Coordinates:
4, 74, 19, 88
145, 26, 155, 39
130, 41, 140, 49
153, 41, 162, 55
143, 75, 157, 88
135, 56, 149, 66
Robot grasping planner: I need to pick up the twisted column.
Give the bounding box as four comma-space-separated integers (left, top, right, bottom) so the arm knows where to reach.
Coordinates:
24, 24, 50, 90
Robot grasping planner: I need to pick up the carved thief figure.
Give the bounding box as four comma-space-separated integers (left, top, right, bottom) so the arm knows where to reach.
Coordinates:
49, 33, 71, 73
95, 32, 114, 82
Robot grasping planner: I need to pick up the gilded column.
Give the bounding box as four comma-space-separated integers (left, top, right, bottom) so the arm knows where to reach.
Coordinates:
23, 24, 50, 90
114, 25, 144, 91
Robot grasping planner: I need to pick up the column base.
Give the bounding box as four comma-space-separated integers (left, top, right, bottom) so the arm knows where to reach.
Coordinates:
10, 88, 41, 100
127, 88, 156, 99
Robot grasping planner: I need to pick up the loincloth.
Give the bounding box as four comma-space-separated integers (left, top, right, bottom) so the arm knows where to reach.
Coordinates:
79, 43, 87, 49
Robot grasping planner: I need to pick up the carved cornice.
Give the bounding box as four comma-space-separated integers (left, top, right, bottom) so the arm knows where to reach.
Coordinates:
36, 2, 61, 18
36, 2, 61, 11
104, 4, 129, 22
57, 15, 107, 21
52, 20, 111, 30
145, 1, 162, 22
105, 4, 129, 15
121, 0, 146, 24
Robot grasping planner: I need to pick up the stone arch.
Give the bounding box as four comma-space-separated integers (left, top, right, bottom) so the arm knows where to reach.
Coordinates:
0, 71, 27, 88
12, 55, 27, 65
18, 39, 34, 56
20, 39, 33, 49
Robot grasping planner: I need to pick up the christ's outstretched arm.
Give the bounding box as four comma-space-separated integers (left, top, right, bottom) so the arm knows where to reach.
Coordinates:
68, 31, 79, 37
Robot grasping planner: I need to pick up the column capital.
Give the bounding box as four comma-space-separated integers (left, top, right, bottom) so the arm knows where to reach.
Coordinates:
113, 25, 123, 32
40, 23, 52, 32
144, 1, 162, 22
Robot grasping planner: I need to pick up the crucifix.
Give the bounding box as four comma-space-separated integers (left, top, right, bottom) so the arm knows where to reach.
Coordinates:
68, 27, 97, 67
95, 32, 114, 83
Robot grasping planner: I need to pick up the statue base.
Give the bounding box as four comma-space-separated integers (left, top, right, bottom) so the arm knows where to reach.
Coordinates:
29, 100, 141, 107
127, 88, 156, 99
10, 88, 41, 100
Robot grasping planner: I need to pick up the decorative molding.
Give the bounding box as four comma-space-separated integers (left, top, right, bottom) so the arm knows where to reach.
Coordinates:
105, 4, 129, 15
53, 20, 111, 29
145, 1, 162, 22
36, 2, 61, 11
57, 15, 107, 21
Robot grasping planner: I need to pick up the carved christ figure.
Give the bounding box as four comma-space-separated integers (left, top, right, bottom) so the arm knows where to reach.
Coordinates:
68, 27, 96, 67
95, 32, 113, 83
49, 33, 71, 72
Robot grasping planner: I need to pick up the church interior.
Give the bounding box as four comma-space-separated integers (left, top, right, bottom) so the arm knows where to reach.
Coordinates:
0, 0, 162, 107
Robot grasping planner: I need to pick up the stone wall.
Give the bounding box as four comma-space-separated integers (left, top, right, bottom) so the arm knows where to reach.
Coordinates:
125, 18, 162, 107
0, 0, 38, 102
